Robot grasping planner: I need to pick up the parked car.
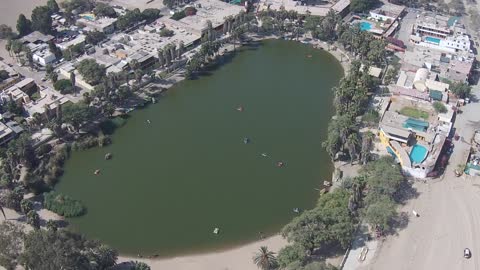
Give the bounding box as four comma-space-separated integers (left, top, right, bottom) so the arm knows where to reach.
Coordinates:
464, 248, 471, 259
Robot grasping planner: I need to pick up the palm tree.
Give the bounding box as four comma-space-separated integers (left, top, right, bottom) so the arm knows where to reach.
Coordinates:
177, 41, 184, 59
252, 246, 277, 270
360, 131, 375, 165
0, 204, 6, 220
157, 49, 165, 67
346, 133, 359, 163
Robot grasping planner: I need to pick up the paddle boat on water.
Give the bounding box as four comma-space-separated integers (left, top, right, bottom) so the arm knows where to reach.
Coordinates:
293, 208, 300, 213
276, 161, 285, 167
213, 227, 220, 234
94, 169, 101, 175
236, 106, 244, 112
261, 153, 268, 157
243, 137, 250, 144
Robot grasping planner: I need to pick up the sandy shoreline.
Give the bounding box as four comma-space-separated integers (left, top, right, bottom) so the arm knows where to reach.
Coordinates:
118, 234, 287, 270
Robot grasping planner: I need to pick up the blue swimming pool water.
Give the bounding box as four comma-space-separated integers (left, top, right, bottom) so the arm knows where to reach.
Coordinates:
82, 15, 95, 21
426, 36, 441, 44
360, 21, 372, 31
410, 144, 428, 163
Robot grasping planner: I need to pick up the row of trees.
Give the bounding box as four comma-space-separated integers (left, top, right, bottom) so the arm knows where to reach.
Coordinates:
0, 221, 119, 270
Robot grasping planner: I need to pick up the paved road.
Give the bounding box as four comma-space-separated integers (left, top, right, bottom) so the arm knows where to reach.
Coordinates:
369, 84, 480, 270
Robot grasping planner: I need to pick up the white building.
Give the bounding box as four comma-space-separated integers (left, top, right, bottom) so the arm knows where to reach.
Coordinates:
57, 35, 86, 50
439, 35, 471, 52
32, 45, 56, 66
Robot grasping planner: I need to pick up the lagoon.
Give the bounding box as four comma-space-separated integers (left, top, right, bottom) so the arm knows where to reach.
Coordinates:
56, 39, 343, 257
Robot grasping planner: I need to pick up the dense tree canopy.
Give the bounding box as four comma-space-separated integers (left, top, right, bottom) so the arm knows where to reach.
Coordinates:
449, 82, 471, 98
282, 190, 355, 253
85, 30, 106, 45
93, 2, 117, 18
21, 229, 118, 270
77, 59, 106, 85
61, 102, 95, 131
16, 14, 32, 37
31, 6, 53, 34
47, 0, 60, 14
0, 222, 25, 270
350, 0, 378, 13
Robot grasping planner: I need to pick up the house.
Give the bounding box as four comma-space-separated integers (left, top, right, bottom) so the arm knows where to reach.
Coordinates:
77, 17, 117, 34
0, 122, 15, 146
57, 35, 86, 50
378, 96, 451, 178
32, 45, 56, 66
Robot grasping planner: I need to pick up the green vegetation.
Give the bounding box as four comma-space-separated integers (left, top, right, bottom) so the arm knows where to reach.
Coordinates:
0, 221, 121, 269
0, 25, 14, 39
160, 28, 174, 37
43, 191, 87, 217
0, 70, 9, 82
171, 10, 187, 20
77, 59, 106, 85
116, 8, 161, 30
128, 261, 151, 270
31, 6, 53, 34
16, 14, 32, 37
61, 102, 95, 132
450, 82, 471, 99
85, 30, 106, 45
399, 106, 429, 120
54, 79, 74, 94
350, 0, 378, 13
433, 101, 447, 113
47, 0, 60, 14
93, 2, 117, 18
361, 156, 404, 233
253, 246, 278, 270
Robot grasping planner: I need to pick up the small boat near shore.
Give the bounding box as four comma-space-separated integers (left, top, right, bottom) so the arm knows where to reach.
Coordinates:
105, 153, 112, 160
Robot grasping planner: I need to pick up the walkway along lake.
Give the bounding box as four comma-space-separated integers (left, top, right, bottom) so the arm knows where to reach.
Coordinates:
56, 40, 344, 257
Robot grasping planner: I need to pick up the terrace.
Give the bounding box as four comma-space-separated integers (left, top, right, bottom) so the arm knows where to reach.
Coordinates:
378, 96, 451, 178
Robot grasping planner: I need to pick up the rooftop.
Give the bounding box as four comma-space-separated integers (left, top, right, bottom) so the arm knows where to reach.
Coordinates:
0, 122, 13, 140
177, 0, 244, 33
370, 2, 405, 19
21, 31, 54, 44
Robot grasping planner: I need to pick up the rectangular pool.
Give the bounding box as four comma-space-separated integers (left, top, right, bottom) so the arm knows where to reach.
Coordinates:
425, 36, 441, 45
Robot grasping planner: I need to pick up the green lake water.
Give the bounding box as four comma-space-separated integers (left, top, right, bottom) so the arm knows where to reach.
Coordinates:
56, 39, 344, 257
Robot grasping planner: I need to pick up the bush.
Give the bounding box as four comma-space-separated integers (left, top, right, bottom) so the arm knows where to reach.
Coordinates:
433, 101, 447, 113
54, 79, 73, 94
159, 28, 174, 37
44, 191, 87, 217
170, 10, 186, 20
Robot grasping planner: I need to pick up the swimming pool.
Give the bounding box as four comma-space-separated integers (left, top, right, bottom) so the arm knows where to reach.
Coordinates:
410, 144, 428, 163
360, 21, 372, 31
425, 36, 441, 45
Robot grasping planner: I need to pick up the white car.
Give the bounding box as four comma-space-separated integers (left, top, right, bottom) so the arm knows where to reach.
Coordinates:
464, 248, 471, 259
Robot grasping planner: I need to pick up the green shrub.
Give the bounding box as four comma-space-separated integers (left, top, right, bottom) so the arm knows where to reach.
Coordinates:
44, 191, 87, 217
159, 28, 174, 37
171, 10, 186, 20
433, 101, 447, 113
54, 79, 73, 94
